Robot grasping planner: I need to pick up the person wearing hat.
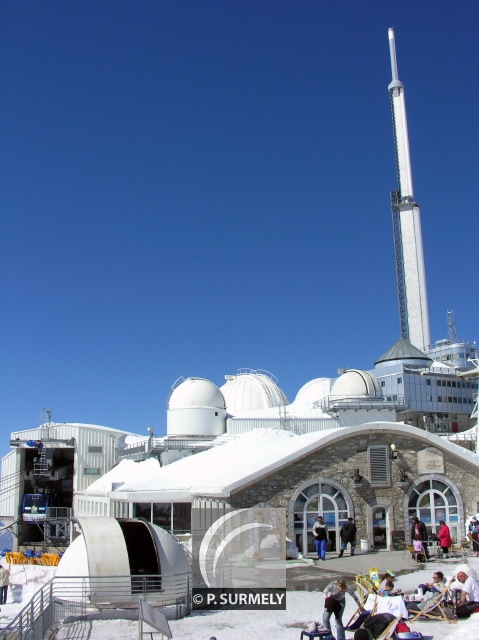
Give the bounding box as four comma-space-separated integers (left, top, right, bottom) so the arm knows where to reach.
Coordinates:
378, 572, 401, 595
469, 517, 479, 557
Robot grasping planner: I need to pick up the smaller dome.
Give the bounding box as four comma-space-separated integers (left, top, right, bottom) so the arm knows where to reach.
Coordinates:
331, 369, 382, 399
168, 378, 226, 410
294, 378, 333, 404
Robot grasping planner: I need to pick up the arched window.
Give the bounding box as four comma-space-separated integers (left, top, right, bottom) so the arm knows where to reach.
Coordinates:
291, 479, 352, 556
408, 478, 460, 540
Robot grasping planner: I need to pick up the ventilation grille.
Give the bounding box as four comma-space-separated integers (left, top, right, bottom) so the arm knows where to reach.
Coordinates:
369, 446, 390, 484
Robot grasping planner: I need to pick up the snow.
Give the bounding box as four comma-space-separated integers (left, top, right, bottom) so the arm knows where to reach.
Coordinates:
4, 559, 479, 639
115, 428, 338, 496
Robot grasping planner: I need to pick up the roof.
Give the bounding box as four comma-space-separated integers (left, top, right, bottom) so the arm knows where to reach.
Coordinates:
374, 338, 433, 365
82, 423, 479, 502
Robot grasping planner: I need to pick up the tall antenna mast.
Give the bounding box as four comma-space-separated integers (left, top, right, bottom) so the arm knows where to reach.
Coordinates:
446, 310, 460, 344
388, 28, 431, 352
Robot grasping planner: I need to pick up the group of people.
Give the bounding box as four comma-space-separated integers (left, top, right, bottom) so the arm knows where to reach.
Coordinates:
409, 515, 449, 561
312, 516, 357, 561
317, 564, 479, 640
312, 513, 470, 562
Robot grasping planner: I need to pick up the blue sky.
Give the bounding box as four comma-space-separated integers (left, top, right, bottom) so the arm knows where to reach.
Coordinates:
1, 1, 478, 447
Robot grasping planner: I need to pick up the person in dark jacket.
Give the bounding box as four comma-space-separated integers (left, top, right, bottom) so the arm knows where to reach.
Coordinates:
410, 515, 430, 559
338, 517, 357, 557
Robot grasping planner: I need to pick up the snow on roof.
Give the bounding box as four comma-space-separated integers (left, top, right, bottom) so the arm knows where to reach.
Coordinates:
110, 428, 337, 498
84, 458, 161, 493
80, 423, 479, 502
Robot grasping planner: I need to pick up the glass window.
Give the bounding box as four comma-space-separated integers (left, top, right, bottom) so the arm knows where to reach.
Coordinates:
153, 503, 171, 529
88, 446, 103, 453
173, 503, 191, 533
291, 480, 352, 557
84, 467, 101, 475
408, 479, 459, 535
134, 503, 152, 520
397, 377, 403, 384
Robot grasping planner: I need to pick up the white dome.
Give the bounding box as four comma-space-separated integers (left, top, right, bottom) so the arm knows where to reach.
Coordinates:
295, 378, 333, 404
168, 378, 226, 410
220, 369, 289, 416
331, 369, 382, 399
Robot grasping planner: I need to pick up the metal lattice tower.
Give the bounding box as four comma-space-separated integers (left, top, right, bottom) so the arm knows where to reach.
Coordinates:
447, 310, 460, 344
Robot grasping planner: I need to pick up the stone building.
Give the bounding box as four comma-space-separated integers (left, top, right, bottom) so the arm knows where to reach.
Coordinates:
76, 422, 479, 556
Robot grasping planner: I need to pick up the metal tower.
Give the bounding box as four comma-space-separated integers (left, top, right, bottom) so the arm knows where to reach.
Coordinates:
388, 28, 431, 353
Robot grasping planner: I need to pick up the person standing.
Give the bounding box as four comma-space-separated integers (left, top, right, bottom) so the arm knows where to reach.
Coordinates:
338, 517, 357, 557
323, 579, 363, 640
0, 565, 9, 605
410, 515, 430, 559
312, 516, 329, 562
437, 520, 452, 558
469, 517, 479, 557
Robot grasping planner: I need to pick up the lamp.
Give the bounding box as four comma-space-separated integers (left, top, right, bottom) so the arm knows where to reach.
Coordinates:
390, 443, 398, 459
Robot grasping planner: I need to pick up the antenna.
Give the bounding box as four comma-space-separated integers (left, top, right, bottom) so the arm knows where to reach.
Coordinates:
447, 310, 460, 345
387, 28, 430, 352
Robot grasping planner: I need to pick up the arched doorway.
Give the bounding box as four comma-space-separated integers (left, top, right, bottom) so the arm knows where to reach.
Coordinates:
407, 477, 462, 541
290, 479, 353, 556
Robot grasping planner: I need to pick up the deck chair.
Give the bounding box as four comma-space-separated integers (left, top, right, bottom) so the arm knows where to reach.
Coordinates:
346, 582, 377, 629
408, 579, 457, 624
353, 611, 401, 640
373, 615, 401, 640
450, 540, 470, 559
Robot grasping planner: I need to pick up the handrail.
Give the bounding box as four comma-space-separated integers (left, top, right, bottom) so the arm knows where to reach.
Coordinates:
0, 573, 191, 640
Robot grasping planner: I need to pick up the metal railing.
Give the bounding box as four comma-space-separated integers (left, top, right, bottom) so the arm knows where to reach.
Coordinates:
0, 573, 191, 640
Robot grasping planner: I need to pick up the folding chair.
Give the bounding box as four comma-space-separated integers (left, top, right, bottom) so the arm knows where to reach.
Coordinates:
408, 579, 457, 624
406, 543, 427, 563
449, 540, 470, 559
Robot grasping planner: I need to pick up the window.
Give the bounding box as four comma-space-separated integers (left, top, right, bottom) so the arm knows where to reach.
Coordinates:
408, 479, 460, 540
84, 467, 101, 475
438, 396, 442, 402
369, 445, 390, 485
426, 379, 431, 386
380, 381, 385, 387
397, 377, 403, 384
88, 446, 103, 453
292, 479, 351, 556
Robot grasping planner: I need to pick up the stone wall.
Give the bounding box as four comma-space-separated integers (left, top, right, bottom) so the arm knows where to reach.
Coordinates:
230, 431, 478, 550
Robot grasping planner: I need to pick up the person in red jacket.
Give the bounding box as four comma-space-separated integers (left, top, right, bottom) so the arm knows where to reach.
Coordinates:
438, 520, 452, 558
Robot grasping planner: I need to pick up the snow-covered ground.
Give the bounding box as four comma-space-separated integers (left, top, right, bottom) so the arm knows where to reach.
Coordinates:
3, 558, 479, 639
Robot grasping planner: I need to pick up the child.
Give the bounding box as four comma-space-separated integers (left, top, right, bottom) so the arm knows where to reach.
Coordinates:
378, 580, 395, 597
413, 534, 426, 562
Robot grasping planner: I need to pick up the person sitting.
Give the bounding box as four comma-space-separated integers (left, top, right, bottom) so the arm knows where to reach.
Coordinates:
378, 572, 395, 593
378, 579, 401, 597
416, 571, 446, 595
454, 570, 479, 618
